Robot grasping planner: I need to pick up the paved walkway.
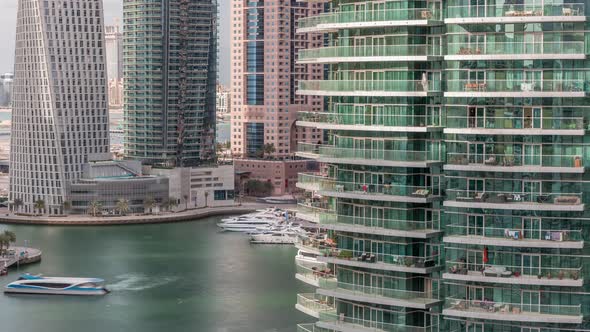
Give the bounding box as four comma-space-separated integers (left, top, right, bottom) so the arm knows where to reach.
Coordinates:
0, 203, 297, 226
0, 246, 42, 268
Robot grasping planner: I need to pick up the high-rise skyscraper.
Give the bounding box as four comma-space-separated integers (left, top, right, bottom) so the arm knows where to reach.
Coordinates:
105, 24, 123, 82
124, 0, 218, 167
295, 1, 590, 332
230, 0, 324, 195
10, 0, 111, 215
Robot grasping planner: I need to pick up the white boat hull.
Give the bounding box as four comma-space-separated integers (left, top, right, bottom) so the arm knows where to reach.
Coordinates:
5, 288, 109, 296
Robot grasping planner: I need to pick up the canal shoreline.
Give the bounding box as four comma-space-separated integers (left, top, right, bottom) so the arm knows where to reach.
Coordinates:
0, 203, 294, 226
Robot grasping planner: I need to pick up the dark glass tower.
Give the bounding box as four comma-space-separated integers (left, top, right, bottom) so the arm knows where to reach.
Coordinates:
124, 0, 218, 167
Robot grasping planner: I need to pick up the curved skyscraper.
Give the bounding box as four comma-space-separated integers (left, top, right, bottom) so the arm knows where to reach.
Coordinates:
123, 0, 218, 167
10, 0, 111, 215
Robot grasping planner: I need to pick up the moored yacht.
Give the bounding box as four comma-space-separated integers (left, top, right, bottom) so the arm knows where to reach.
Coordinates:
250, 226, 308, 244
5, 274, 109, 296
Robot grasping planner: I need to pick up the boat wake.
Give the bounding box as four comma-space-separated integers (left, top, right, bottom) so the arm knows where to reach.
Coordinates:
107, 273, 179, 292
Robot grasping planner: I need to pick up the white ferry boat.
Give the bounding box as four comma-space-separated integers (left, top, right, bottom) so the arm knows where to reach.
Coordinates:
5, 274, 109, 296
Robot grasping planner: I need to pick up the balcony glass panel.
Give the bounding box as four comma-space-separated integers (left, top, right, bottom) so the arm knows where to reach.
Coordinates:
446, 3, 584, 19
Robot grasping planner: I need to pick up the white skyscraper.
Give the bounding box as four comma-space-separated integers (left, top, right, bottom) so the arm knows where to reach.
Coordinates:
10, 0, 111, 214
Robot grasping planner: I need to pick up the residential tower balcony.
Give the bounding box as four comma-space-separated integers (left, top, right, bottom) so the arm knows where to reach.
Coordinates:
298, 80, 442, 97
297, 7, 442, 33
444, 298, 582, 324
319, 213, 442, 239
318, 248, 442, 274
444, 223, 584, 249
295, 262, 334, 288
297, 323, 333, 332
317, 279, 442, 310
297, 173, 442, 204
297, 111, 444, 133
445, 3, 585, 24
444, 190, 584, 211
316, 312, 439, 332
445, 79, 587, 98
445, 41, 585, 61
298, 45, 442, 64
296, 143, 443, 168
296, 293, 336, 319
443, 261, 583, 287
444, 115, 585, 136
445, 151, 585, 174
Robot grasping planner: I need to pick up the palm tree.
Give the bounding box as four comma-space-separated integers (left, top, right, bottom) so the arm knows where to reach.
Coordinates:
164, 197, 179, 212
143, 197, 156, 214
33, 200, 45, 215
3, 231, 15, 250
62, 201, 72, 215
263, 143, 276, 159
0, 234, 7, 255
183, 194, 189, 210
115, 198, 130, 216
12, 198, 23, 213
204, 191, 209, 208
87, 201, 103, 217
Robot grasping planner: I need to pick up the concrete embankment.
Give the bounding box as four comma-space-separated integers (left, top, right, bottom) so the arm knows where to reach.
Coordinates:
0, 203, 295, 226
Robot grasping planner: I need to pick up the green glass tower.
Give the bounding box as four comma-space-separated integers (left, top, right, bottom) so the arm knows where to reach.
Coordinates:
123, 0, 218, 167
294, 1, 590, 332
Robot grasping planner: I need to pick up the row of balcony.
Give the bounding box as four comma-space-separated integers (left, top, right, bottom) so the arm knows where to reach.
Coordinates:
298, 79, 588, 97
297, 111, 586, 135
444, 189, 584, 211
297, 8, 441, 33
297, 143, 443, 168
297, 173, 441, 204
297, 42, 585, 64
297, 3, 585, 34
444, 298, 582, 324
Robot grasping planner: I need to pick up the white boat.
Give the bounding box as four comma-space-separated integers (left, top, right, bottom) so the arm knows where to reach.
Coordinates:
5, 274, 109, 296
218, 210, 287, 232
250, 227, 306, 244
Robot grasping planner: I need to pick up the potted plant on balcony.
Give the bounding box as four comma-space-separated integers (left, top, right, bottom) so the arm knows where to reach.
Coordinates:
546, 272, 553, 279
558, 270, 565, 280
571, 271, 580, 280
537, 274, 543, 279
338, 250, 353, 260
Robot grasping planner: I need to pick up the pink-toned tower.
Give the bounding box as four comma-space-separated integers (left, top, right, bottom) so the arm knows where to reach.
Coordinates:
230, 0, 324, 195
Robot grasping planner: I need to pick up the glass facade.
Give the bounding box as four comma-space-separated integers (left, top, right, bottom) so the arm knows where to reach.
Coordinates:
123, 0, 218, 167
294, 1, 590, 331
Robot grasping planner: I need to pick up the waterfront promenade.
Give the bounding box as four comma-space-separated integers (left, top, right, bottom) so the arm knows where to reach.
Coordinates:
0, 203, 295, 226
0, 246, 42, 268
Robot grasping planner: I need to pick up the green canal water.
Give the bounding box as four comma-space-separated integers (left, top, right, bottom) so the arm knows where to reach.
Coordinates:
0, 217, 315, 332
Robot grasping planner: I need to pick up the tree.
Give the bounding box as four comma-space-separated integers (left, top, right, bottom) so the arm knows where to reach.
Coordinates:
166, 197, 179, 211
62, 201, 72, 215
144, 197, 156, 214
204, 191, 209, 208
0, 231, 15, 255
116, 199, 130, 216
34, 200, 45, 215
87, 201, 103, 217
183, 194, 189, 210
12, 198, 23, 212
262, 143, 276, 159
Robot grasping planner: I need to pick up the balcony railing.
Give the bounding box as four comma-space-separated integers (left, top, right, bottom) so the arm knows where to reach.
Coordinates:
298, 173, 441, 199
447, 79, 587, 93
445, 260, 582, 281
447, 152, 585, 168
446, 115, 585, 131
446, 189, 583, 206
298, 7, 441, 30
298, 111, 443, 128
448, 41, 585, 56
297, 293, 335, 314
320, 214, 441, 233
299, 80, 442, 94
297, 143, 443, 164
446, 224, 583, 241
318, 312, 439, 332
446, 3, 585, 19
319, 279, 439, 302
445, 297, 581, 317
323, 248, 441, 269
299, 45, 441, 61
297, 323, 331, 332
295, 262, 334, 284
